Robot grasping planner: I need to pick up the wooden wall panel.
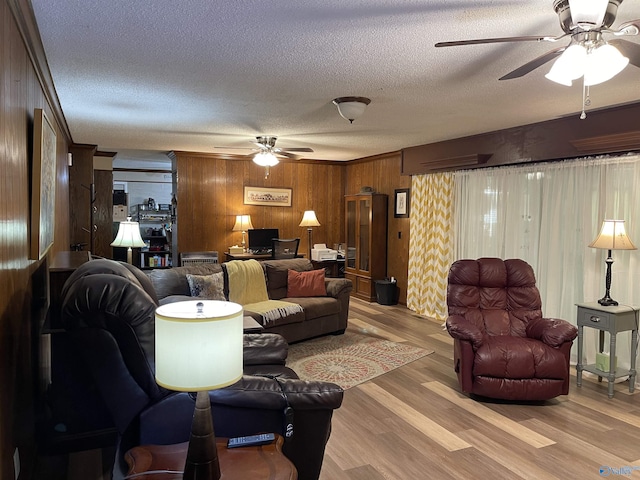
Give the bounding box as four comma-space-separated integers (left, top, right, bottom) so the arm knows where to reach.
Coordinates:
173, 153, 345, 261
345, 153, 411, 305
68, 144, 96, 251
1, 1, 71, 478
93, 169, 113, 257
402, 101, 640, 175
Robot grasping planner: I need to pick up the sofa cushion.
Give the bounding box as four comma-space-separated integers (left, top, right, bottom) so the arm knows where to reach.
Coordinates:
286, 296, 340, 321
287, 269, 326, 297
263, 259, 313, 299
186, 272, 225, 300
147, 264, 222, 299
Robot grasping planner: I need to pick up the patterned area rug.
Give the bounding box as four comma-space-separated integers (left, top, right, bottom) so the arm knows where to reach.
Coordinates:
286, 331, 433, 389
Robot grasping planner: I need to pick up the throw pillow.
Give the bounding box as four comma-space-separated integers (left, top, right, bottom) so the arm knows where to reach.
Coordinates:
287, 269, 326, 297
186, 272, 226, 300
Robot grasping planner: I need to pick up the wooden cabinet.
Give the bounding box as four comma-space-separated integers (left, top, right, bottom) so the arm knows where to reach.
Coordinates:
344, 193, 388, 301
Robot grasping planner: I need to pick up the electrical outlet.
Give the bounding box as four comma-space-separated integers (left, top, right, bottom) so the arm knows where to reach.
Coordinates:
13, 448, 20, 480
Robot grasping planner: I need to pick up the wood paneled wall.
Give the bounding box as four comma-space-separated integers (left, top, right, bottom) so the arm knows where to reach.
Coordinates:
345, 152, 411, 304
173, 152, 346, 260
1, 1, 71, 479
172, 150, 412, 305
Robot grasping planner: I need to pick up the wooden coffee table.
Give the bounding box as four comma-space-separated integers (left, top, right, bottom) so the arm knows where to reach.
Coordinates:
125, 434, 297, 479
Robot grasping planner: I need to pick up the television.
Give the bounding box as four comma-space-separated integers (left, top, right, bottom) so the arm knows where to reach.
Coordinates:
248, 228, 279, 253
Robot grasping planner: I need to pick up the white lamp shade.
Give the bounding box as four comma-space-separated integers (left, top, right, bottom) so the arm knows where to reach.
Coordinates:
569, 0, 608, 27
155, 300, 243, 391
546, 42, 629, 87
336, 102, 366, 121
584, 44, 629, 86
253, 151, 279, 167
110, 219, 147, 248
589, 220, 637, 250
232, 214, 254, 231
332, 97, 371, 123
299, 210, 321, 227
545, 44, 587, 86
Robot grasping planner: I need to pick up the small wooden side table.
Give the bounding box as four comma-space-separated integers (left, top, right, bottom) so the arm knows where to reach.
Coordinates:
125, 434, 297, 479
576, 302, 639, 398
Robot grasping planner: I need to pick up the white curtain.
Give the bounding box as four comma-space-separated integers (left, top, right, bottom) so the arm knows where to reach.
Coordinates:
454, 154, 640, 371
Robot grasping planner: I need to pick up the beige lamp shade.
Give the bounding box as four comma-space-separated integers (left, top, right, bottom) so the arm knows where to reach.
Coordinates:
110, 218, 146, 248
589, 220, 637, 251
299, 210, 321, 227
232, 215, 254, 232
155, 300, 243, 391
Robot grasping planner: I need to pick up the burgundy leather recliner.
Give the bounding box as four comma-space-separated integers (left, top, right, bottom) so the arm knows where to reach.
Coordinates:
446, 258, 578, 401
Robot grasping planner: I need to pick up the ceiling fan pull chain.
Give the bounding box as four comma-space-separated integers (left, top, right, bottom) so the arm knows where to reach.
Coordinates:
580, 77, 591, 120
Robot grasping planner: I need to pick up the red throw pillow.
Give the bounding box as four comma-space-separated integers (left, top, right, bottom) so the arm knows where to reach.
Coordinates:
287, 269, 326, 297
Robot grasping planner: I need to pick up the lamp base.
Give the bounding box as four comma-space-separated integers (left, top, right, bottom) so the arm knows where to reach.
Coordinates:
598, 296, 618, 307
183, 390, 220, 480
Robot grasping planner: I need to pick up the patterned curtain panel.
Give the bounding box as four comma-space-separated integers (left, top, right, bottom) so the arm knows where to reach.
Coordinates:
407, 172, 455, 321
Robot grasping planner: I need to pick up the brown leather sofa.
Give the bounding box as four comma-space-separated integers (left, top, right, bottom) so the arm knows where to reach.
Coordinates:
446, 257, 578, 401
59, 259, 344, 480
147, 258, 352, 343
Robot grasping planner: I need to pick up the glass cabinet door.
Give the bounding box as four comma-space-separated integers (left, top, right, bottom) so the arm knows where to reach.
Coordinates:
359, 199, 370, 272
346, 199, 356, 269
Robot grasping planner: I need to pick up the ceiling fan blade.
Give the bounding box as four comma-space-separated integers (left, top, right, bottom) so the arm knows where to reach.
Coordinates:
609, 39, 640, 68
498, 46, 566, 80
282, 147, 314, 153
435, 34, 567, 48
214, 146, 254, 150
276, 151, 301, 160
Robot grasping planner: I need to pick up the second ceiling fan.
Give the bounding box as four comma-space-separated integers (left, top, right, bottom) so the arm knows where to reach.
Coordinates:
218, 135, 314, 178
250, 136, 314, 165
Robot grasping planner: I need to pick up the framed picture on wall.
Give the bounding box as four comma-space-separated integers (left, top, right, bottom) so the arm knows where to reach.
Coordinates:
30, 108, 57, 260
394, 188, 410, 218
244, 186, 292, 206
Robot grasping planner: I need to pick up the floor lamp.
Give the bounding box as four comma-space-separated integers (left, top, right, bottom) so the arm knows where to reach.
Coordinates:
299, 210, 320, 256
232, 215, 254, 252
589, 219, 637, 306
155, 300, 243, 479
111, 217, 147, 264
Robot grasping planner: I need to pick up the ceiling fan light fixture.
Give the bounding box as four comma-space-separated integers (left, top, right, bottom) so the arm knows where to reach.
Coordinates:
545, 44, 587, 86
332, 96, 371, 123
583, 43, 629, 85
253, 151, 279, 167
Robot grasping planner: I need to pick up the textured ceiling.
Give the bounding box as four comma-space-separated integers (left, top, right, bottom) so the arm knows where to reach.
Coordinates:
29, 0, 640, 164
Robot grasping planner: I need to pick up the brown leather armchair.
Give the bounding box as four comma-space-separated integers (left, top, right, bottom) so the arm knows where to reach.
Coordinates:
446, 258, 578, 401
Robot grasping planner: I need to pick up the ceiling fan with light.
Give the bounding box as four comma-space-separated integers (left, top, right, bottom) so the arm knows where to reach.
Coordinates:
435, 0, 640, 118
219, 136, 314, 178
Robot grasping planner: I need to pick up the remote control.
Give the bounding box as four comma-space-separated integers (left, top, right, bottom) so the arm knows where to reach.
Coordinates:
227, 432, 275, 448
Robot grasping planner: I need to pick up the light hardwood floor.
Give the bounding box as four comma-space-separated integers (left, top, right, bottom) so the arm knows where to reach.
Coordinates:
321, 298, 640, 480
40, 297, 640, 479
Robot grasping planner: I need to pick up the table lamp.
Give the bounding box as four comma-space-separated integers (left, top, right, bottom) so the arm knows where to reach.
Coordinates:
588, 219, 637, 306
299, 210, 320, 256
232, 215, 254, 252
111, 217, 147, 264
155, 300, 243, 479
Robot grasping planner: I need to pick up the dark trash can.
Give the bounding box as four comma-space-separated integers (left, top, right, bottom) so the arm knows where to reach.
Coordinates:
375, 280, 398, 305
